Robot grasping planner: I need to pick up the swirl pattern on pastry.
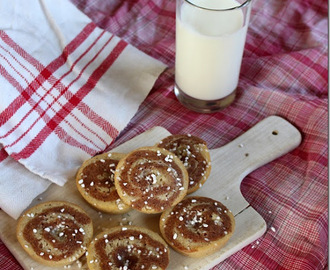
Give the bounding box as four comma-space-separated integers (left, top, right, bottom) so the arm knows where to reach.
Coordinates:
156, 134, 211, 194
114, 146, 189, 213
159, 196, 235, 258
87, 226, 169, 270
76, 152, 130, 214
16, 201, 93, 267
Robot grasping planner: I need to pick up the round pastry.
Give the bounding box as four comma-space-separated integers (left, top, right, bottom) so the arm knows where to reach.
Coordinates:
87, 226, 169, 270
156, 134, 211, 194
76, 152, 130, 214
16, 201, 93, 267
159, 196, 235, 258
114, 146, 189, 214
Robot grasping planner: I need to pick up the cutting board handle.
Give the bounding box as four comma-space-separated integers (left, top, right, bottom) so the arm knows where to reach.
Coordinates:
209, 115, 302, 190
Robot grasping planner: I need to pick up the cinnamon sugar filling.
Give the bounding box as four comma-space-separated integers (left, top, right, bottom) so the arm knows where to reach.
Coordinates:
79, 158, 120, 201
117, 150, 186, 212
162, 197, 233, 252
22, 206, 91, 261
157, 135, 210, 191
92, 229, 169, 270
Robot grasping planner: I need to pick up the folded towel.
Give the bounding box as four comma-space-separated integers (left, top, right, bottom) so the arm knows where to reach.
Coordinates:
0, 0, 166, 219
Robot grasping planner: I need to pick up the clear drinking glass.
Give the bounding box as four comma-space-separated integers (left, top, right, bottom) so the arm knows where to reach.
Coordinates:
174, 0, 253, 113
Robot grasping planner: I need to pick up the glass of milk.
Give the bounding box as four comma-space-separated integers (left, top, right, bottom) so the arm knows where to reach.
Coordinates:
175, 0, 253, 113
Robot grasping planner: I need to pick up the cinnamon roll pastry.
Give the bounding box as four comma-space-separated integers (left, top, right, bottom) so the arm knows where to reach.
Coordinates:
16, 201, 93, 267
156, 134, 211, 194
159, 196, 235, 258
76, 152, 130, 214
114, 146, 189, 214
87, 226, 169, 270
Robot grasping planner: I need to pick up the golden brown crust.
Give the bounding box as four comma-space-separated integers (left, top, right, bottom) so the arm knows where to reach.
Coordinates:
159, 196, 235, 258
156, 134, 211, 194
76, 152, 130, 214
16, 201, 93, 267
114, 146, 189, 214
87, 226, 169, 270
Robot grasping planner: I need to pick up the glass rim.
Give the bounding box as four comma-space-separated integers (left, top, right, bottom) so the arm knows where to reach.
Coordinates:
183, 0, 252, 11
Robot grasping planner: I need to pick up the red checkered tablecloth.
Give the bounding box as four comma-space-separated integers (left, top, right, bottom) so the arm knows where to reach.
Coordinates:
0, 0, 328, 269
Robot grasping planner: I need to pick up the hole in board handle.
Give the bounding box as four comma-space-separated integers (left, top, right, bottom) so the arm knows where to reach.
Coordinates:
272, 130, 279, 136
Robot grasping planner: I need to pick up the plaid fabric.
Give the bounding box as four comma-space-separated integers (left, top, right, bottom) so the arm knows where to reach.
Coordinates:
0, 0, 327, 269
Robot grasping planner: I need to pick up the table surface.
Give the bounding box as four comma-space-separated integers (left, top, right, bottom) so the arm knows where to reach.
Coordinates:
0, 0, 328, 269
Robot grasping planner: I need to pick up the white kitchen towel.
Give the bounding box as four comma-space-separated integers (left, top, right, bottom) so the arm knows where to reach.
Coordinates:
0, 145, 52, 219
0, 0, 166, 219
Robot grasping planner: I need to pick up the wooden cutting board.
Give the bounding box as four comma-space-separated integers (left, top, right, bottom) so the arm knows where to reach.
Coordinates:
0, 116, 302, 270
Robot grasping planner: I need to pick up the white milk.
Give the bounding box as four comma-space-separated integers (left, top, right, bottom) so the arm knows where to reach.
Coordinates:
175, 0, 249, 100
